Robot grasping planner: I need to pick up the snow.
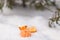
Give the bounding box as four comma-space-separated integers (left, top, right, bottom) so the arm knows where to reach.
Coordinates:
0, 7, 60, 40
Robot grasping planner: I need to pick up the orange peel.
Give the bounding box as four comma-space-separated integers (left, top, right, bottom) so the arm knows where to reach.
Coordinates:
18, 25, 37, 38
20, 30, 31, 37
19, 25, 27, 30
28, 26, 37, 33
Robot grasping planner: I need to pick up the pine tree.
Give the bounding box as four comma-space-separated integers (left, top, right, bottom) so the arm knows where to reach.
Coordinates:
7, 0, 15, 9
0, 0, 4, 11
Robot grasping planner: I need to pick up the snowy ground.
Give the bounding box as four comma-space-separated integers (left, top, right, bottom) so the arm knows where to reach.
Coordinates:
0, 7, 60, 40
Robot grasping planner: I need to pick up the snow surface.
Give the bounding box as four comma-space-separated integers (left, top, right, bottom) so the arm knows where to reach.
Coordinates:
0, 7, 60, 40
0, 0, 60, 39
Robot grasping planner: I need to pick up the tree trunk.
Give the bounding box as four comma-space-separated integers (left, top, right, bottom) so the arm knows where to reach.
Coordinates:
22, 0, 26, 7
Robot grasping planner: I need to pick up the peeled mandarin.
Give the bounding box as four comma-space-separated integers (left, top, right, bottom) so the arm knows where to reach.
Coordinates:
19, 25, 27, 30
20, 30, 31, 37
28, 27, 37, 33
